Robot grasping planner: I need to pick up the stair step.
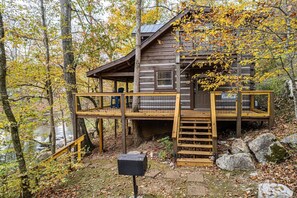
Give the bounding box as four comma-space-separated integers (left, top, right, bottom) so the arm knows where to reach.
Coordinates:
176, 158, 213, 167
178, 138, 212, 142
178, 150, 213, 156
179, 132, 212, 135
181, 120, 211, 124
178, 144, 213, 149
180, 126, 210, 129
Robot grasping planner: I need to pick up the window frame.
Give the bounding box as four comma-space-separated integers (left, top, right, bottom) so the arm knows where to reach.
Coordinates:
154, 68, 175, 91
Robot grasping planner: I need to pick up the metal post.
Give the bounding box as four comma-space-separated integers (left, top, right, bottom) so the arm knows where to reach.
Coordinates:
132, 175, 138, 198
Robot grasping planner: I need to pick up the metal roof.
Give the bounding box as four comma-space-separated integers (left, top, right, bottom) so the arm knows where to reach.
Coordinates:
132, 24, 164, 34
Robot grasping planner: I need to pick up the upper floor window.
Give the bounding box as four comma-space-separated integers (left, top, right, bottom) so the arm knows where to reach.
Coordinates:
155, 69, 174, 90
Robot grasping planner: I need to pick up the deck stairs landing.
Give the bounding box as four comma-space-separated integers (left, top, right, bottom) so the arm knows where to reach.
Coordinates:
176, 117, 214, 166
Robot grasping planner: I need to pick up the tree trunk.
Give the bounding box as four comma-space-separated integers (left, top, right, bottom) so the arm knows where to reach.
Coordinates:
40, 0, 56, 154
60, 0, 94, 150
0, 12, 32, 198
132, 0, 143, 146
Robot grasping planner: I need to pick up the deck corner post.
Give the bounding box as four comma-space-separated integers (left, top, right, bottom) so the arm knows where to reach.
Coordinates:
73, 94, 78, 140
236, 92, 242, 138
99, 76, 104, 154
269, 92, 275, 130
120, 94, 127, 154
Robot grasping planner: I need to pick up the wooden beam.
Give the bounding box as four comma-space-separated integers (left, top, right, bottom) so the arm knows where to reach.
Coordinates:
269, 92, 275, 130
176, 31, 181, 93
114, 80, 117, 139
101, 72, 134, 77
73, 95, 78, 140
121, 94, 127, 153
236, 92, 242, 138
99, 77, 104, 154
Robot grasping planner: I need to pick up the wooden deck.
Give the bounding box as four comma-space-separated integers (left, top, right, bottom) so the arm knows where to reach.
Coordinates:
74, 91, 274, 156
76, 108, 269, 121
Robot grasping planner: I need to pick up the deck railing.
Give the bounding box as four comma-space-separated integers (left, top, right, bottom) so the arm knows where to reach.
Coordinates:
75, 92, 178, 118
212, 90, 274, 118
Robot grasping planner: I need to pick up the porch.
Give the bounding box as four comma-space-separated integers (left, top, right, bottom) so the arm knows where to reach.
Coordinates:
74, 90, 274, 160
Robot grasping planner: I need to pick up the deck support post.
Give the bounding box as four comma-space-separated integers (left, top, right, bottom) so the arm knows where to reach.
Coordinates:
99, 76, 104, 154
114, 80, 118, 139
268, 92, 275, 130
73, 95, 78, 140
236, 92, 242, 138
120, 94, 127, 153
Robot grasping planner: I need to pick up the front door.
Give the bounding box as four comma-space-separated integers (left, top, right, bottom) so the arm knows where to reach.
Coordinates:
194, 81, 210, 110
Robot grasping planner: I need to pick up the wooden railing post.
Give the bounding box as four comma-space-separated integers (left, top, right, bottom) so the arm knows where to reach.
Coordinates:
210, 92, 217, 158
250, 95, 255, 111
172, 93, 180, 159
120, 94, 127, 154
268, 92, 275, 130
73, 94, 78, 140
77, 141, 81, 162
236, 92, 242, 137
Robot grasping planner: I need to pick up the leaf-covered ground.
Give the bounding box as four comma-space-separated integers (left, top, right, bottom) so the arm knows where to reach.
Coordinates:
37, 122, 297, 197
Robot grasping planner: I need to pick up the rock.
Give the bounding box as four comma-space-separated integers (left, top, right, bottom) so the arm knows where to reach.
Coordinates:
216, 153, 255, 171
281, 134, 297, 148
231, 139, 250, 154
56, 139, 65, 149
248, 133, 276, 163
258, 183, 294, 198
266, 141, 289, 163
36, 150, 51, 162
127, 151, 141, 154
218, 140, 227, 145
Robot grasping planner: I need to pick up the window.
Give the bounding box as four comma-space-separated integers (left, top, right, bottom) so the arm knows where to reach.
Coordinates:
155, 70, 174, 90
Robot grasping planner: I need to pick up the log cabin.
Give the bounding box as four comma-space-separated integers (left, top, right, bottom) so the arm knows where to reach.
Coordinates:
74, 8, 274, 166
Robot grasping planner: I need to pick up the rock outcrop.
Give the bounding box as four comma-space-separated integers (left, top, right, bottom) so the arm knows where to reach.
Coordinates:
258, 183, 294, 198
231, 139, 250, 154
248, 133, 276, 163
281, 134, 297, 148
216, 153, 255, 171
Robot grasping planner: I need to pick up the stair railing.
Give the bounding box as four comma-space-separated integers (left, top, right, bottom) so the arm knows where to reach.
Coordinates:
43, 134, 85, 164
210, 92, 218, 159
172, 93, 181, 157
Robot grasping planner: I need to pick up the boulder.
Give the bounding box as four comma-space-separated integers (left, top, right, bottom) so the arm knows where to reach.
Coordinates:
266, 141, 289, 163
258, 183, 294, 198
216, 153, 255, 171
36, 150, 51, 162
248, 133, 276, 163
281, 134, 297, 148
231, 139, 250, 154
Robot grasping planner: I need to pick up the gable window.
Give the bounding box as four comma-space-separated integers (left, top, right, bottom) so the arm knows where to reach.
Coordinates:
155, 69, 174, 90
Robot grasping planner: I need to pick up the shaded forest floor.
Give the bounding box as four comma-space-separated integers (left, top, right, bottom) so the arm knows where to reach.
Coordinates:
37, 121, 297, 198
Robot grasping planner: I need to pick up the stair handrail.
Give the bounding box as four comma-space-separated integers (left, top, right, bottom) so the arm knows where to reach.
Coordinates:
210, 92, 218, 158
43, 134, 85, 164
172, 93, 181, 139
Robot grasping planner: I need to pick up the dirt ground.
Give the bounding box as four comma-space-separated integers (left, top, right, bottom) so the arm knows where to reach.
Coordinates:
37, 122, 297, 198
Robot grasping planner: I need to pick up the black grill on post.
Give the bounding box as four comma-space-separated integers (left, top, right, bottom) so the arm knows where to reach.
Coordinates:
118, 154, 147, 197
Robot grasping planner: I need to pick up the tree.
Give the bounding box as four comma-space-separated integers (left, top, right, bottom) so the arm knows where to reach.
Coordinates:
0, 9, 32, 198
175, 0, 297, 119
40, 0, 56, 154
60, 0, 94, 149
131, 0, 142, 146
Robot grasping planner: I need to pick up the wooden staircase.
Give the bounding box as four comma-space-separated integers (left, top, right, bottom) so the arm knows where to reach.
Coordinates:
172, 93, 217, 167
176, 117, 214, 166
